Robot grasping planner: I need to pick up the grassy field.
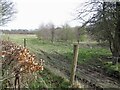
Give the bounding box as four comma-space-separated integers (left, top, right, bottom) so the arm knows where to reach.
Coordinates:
3, 34, 120, 71
2, 34, 120, 88
3, 34, 120, 72
3, 34, 111, 63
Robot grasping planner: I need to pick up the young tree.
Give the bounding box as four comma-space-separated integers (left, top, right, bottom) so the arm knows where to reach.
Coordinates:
61, 24, 75, 42
47, 23, 55, 43
74, 26, 86, 43
36, 24, 50, 40
36, 23, 55, 43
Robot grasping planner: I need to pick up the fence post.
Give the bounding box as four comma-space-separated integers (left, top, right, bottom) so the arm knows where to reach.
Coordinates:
24, 38, 26, 47
70, 44, 79, 86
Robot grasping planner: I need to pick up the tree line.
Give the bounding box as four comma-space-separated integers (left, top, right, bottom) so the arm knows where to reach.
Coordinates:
35, 23, 88, 43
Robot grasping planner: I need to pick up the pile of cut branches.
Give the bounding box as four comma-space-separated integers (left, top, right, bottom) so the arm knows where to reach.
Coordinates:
1, 40, 44, 89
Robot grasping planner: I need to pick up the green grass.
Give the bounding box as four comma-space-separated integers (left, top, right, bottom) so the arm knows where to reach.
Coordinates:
104, 61, 120, 72
29, 68, 70, 89
2, 34, 37, 45
65, 48, 111, 64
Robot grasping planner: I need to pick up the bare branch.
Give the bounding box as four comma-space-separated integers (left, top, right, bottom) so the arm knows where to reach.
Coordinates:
0, 0, 16, 26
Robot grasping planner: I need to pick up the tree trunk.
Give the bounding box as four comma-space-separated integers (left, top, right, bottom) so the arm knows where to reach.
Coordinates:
102, 2, 114, 57
112, 2, 120, 63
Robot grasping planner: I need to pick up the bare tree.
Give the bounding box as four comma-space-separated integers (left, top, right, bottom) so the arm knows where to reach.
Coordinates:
77, 0, 120, 62
48, 23, 55, 43
0, 0, 16, 26
75, 26, 86, 43
36, 23, 55, 43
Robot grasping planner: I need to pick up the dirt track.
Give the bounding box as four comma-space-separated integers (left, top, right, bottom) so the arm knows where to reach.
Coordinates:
35, 49, 120, 89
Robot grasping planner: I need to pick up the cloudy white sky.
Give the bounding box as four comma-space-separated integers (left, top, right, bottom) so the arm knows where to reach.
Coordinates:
1, 0, 85, 29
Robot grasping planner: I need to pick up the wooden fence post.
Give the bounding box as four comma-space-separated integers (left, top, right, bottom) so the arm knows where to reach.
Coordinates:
24, 38, 26, 47
70, 44, 79, 86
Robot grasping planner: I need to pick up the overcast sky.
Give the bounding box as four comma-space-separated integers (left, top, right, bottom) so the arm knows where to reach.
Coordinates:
0, 0, 85, 30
